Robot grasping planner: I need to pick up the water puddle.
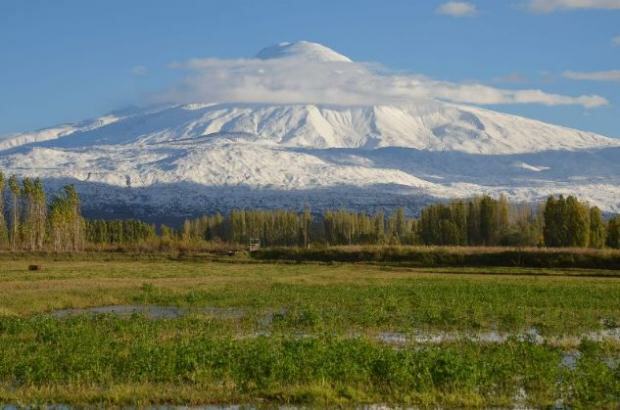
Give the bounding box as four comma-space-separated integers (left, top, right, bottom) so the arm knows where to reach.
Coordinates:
603, 356, 619, 369
561, 351, 581, 370
258, 308, 288, 326
376, 327, 620, 346
47, 306, 620, 348
200, 307, 245, 320
511, 387, 529, 409
51, 305, 244, 320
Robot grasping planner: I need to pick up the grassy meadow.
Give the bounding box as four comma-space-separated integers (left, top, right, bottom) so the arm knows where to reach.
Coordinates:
0, 255, 618, 407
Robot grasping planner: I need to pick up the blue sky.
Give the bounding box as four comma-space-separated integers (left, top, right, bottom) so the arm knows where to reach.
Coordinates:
1, 0, 619, 137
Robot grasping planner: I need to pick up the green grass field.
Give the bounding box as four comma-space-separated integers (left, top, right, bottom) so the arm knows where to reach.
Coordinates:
0, 256, 619, 407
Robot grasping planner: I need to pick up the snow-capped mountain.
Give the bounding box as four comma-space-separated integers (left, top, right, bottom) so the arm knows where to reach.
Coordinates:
1, 41, 619, 219
256, 41, 352, 62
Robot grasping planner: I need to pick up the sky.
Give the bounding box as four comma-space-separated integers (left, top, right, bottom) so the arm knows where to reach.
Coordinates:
0, 0, 619, 137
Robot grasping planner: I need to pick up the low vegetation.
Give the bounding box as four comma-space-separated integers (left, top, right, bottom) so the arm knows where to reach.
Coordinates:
252, 245, 620, 269
0, 316, 617, 408
0, 259, 619, 333
0, 257, 618, 406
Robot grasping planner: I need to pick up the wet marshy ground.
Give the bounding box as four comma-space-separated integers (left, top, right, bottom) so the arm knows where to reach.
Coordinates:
48, 304, 620, 348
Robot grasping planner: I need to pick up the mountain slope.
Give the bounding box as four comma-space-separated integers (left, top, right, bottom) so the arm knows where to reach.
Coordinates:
2, 102, 616, 154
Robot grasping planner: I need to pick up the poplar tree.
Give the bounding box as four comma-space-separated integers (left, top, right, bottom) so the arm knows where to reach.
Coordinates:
48, 185, 84, 251
33, 179, 47, 250
467, 200, 481, 245
21, 177, 36, 250
0, 172, 7, 247
504, 202, 543, 247
394, 208, 407, 242
565, 196, 589, 247
418, 204, 441, 245
373, 211, 385, 244
588, 207, 606, 249
451, 200, 467, 245
182, 219, 193, 243
607, 217, 620, 249
418, 203, 462, 246
497, 194, 510, 240
160, 225, 174, 241
479, 195, 498, 246
67, 185, 84, 251
544, 195, 591, 247
300, 207, 312, 248
8, 175, 20, 250
543, 196, 561, 247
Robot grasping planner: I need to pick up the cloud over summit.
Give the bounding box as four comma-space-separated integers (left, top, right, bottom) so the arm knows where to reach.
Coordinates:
160, 42, 608, 109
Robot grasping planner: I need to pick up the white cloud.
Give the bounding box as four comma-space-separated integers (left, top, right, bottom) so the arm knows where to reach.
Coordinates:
430, 83, 607, 107
563, 70, 620, 81
528, 0, 620, 12
613, 36, 620, 46
436, 1, 478, 17
131, 65, 148, 76
160, 51, 608, 109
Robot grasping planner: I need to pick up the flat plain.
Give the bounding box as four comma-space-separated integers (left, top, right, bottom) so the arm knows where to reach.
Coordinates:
0, 256, 618, 407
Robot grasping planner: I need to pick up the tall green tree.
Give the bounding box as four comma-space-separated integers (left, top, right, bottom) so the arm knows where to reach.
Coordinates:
607, 217, 620, 249
543, 196, 561, 247
373, 211, 385, 245
300, 207, 312, 248
565, 196, 590, 247
496, 194, 510, 241
21, 178, 36, 250
588, 207, 606, 249
48, 185, 84, 251
467, 200, 481, 246
33, 179, 47, 250
7, 175, 20, 250
543, 195, 592, 247
452, 201, 467, 245
479, 195, 498, 246
0, 171, 7, 247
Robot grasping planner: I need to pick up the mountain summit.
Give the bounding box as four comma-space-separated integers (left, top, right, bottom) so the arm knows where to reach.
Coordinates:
256, 41, 352, 62
0, 42, 618, 219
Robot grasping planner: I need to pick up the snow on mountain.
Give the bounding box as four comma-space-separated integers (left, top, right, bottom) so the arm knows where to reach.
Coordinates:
256, 41, 352, 62
1, 42, 619, 218
0, 115, 121, 151
6, 103, 614, 154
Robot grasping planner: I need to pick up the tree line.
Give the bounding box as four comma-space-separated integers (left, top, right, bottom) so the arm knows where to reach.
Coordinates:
178, 195, 619, 249
176, 208, 417, 247
1, 171, 619, 250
